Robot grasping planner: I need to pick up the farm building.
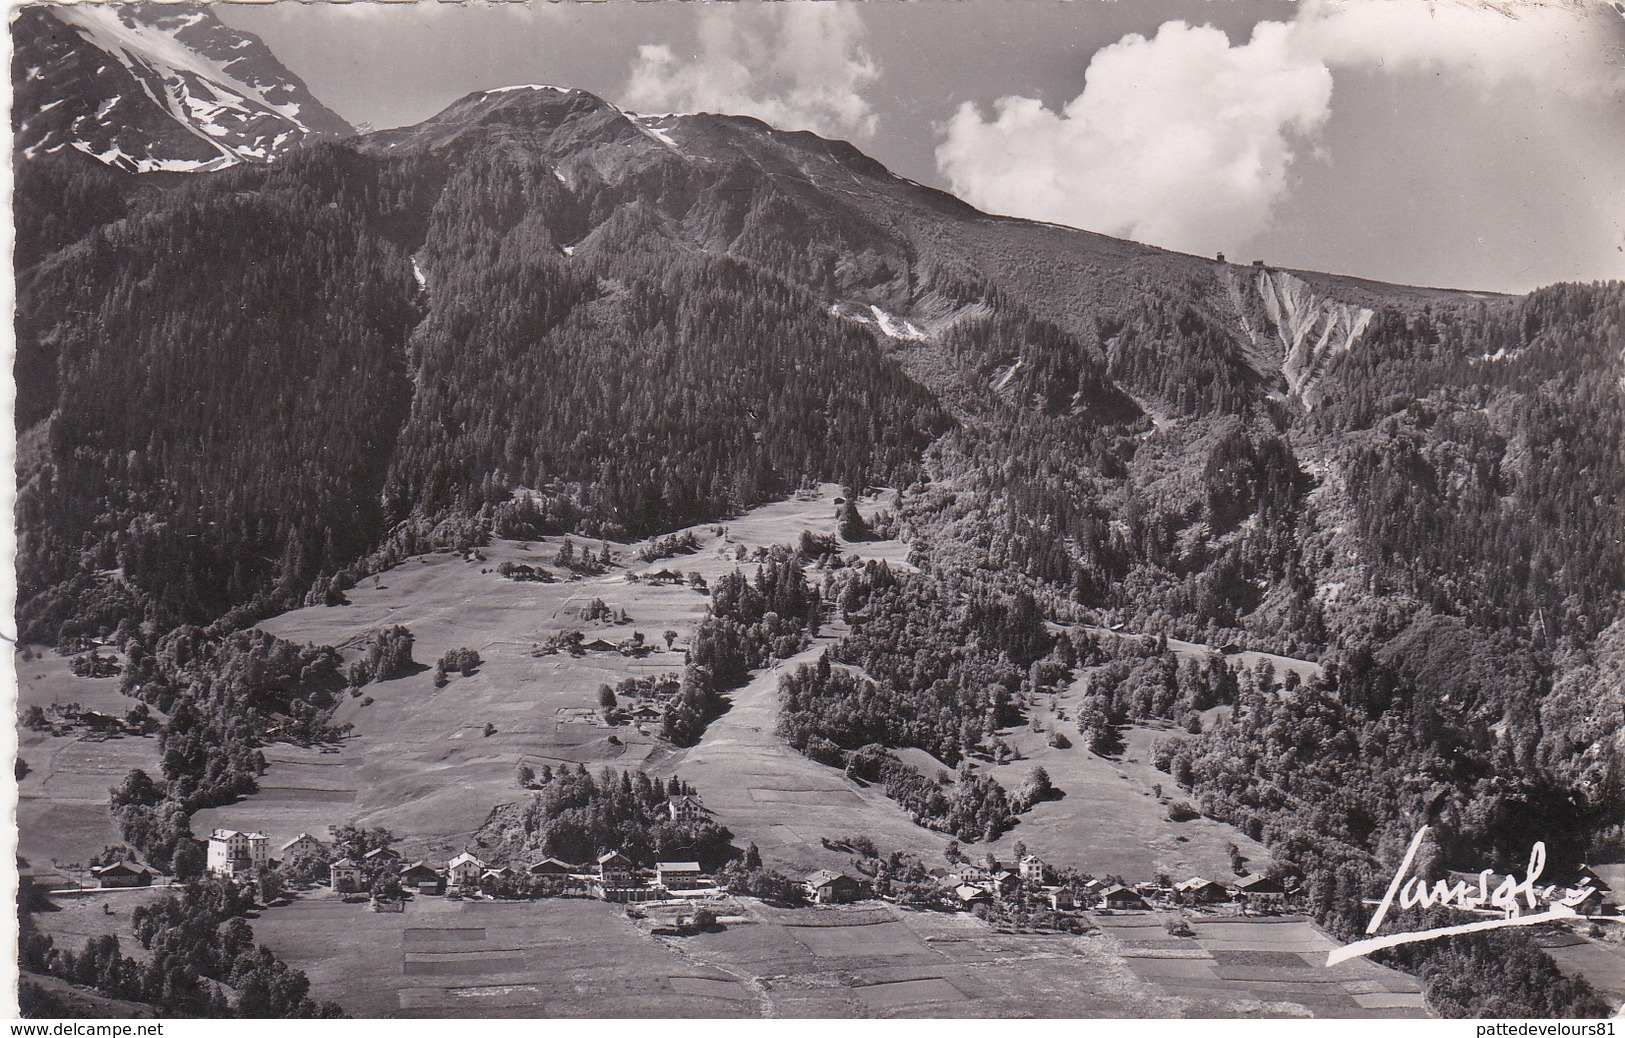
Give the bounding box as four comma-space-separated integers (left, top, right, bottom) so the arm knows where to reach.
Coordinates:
279, 833, 326, 861
447, 852, 487, 890
805, 870, 862, 904
1018, 854, 1050, 884
581, 638, 619, 653
989, 871, 1021, 898
656, 862, 703, 891
92, 862, 153, 888
329, 858, 365, 893
526, 857, 578, 893
1563, 886, 1608, 915
597, 850, 639, 886
207, 829, 268, 878
667, 794, 706, 824
1235, 875, 1287, 908
527, 857, 576, 877
400, 861, 444, 894
1099, 885, 1149, 910
1175, 877, 1230, 903
955, 884, 991, 906
362, 847, 401, 867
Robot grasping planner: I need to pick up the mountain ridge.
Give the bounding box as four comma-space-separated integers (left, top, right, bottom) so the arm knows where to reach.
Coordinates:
12, 2, 352, 172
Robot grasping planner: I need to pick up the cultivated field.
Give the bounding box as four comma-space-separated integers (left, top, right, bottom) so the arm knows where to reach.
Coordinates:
1091, 912, 1427, 1017
193, 486, 911, 862
250, 893, 1325, 1019
968, 693, 1273, 882
662, 632, 953, 875
15, 648, 159, 883
251, 895, 757, 1017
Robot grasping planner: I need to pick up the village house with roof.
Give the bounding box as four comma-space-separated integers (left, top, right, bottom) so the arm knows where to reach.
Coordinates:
92, 861, 153, 888
279, 833, 326, 861
1017, 854, 1050, 884
1099, 884, 1149, 910
447, 852, 486, 891
656, 861, 703, 891
400, 861, 444, 894
667, 794, 706, 824
1235, 875, 1287, 910
206, 829, 268, 879
804, 869, 862, 904
1175, 876, 1230, 903
329, 857, 364, 893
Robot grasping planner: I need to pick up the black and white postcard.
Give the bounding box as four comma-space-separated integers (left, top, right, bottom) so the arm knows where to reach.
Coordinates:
10, 0, 1625, 1022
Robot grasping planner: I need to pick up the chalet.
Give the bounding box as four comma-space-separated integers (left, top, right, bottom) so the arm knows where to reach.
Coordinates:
581, 638, 619, 653
597, 850, 638, 887
92, 862, 153, 888
955, 884, 991, 906
279, 833, 326, 861
630, 705, 662, 723
480, 866, 516, 891
667, 795, 706, 824
1577, 865, 1613, 893
362, 847, 401, 868
1235, 875, 1287, 909
1586, 864, 1625, 896
329, 858, 365, 893
526, 857, 577, 893
1099, 885, 1149, 910
528, 857, 576, 877
207, 829, 268, 878
805, 870, 862, 904
1017, 854, 1050, 884
400, 861, 444, 894
447, 852, 487, 890
950, 865, 993, 886
643, 569, 685, 584
656, 862, 704, 891
1175, 876, 1230, 903
1565, 886, 1608, 916
1048, 887, 1077, 911
989, 871, 1021, 898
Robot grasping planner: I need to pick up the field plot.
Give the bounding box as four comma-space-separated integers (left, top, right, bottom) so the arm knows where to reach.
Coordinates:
666, 634, 955, 875
654, 898, 1199, 1018
197, 486, 899, 860
252, 896, 754, 1017
27, 887, 172, 959
1537, 930, 1625, 1006
969, 693, 1272, 879
1091, 912, 1427, 1018
15, 649, 160, 880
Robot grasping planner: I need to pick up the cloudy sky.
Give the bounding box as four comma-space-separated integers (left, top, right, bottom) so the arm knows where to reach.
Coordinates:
222, 0, 1625, 294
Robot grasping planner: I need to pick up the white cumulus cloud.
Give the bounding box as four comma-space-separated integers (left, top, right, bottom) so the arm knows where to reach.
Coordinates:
935, 0, 1624, 256
622, 3, 880, 141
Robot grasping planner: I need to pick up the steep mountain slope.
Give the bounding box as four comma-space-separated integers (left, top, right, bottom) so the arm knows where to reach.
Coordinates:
14, 83, 1621, 685
12, 3, 351, 172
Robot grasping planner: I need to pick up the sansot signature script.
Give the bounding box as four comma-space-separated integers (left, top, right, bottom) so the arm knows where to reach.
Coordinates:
1325, 825, 1605, 966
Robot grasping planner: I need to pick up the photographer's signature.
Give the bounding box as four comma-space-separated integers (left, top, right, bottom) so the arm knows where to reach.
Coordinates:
1326, 825, 1607, 966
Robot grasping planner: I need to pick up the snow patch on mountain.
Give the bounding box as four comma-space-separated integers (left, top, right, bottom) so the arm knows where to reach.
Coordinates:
16, 4, 352, 174
486, 84, 576, 96
635, 116, 679, 150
